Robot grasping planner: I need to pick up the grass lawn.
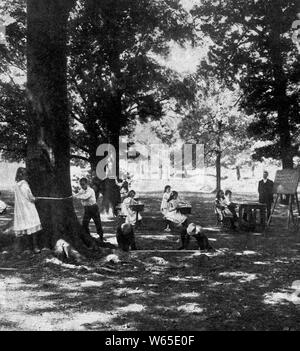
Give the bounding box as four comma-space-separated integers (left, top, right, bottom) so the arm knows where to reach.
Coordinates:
0, 191, 300, 331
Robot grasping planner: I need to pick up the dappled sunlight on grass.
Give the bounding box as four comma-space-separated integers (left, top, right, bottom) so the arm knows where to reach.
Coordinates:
177, 303, 204, 314
235, 250, 259, 256
80, 280, 104, 288
264, 280, 300, 306
116, 303, 146, 313
264, 291, 300, 306
253, 261, 271, 265
114, 287, 144, 297
177, 292, 201, 298
2, 192, 300, 330
219, 271, 259, 283
59, 311, 115, 331
168, 275, 205, 282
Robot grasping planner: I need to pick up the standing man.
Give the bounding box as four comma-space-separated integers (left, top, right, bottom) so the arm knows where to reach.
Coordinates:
258, 171, 274, 219
75, 178, 104, 244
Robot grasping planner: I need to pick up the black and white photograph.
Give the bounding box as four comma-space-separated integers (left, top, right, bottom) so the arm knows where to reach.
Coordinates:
0, 0, 300, 334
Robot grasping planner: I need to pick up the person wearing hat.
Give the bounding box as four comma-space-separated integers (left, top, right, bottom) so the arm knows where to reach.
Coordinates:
178, 223, 214, 251
116, 222, 137, 252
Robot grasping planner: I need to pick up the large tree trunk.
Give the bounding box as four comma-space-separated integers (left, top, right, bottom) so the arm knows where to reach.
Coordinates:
270, 4, 293, 169
26, 0, 96, 254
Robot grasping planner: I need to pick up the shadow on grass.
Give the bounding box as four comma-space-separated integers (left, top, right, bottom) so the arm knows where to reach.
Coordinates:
1, 192, 300, 330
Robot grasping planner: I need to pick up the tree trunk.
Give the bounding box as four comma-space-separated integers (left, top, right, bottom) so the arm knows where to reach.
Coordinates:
251, 163, 255, 178
236, 166, 241, 181
26, 0, 96, 254
216, 151, 221, 193
270, 4, 293, 169
215, 124, 222, 192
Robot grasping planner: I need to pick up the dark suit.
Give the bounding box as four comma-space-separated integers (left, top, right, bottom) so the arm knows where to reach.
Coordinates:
258, 179, 274, 218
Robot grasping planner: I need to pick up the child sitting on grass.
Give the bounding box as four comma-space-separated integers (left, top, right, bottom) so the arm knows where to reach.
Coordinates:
161, 185, 171, 232
165, 191, 188, 229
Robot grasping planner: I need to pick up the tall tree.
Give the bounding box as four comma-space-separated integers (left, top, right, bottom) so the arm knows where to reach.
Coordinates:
193, 0, 300, 169
68, 0, 195, 212
1, 0, 195, 214
26, 0, 96, 254
179, 80, 252, 192
68, 0, 195, 169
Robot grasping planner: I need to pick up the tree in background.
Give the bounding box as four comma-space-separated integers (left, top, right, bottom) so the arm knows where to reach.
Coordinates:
0, 0, 27, 161
179, 78, 252, 192
193, 0, 300, 169
68, 0, 196, 212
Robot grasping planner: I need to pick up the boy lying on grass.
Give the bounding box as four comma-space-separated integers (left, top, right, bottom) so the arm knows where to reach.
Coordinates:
179, 223, 214, 252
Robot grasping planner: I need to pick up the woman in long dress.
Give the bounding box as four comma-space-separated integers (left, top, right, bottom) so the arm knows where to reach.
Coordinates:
161, 185, 171, 232
13, 167, 42, 253
165, 191, 188, 227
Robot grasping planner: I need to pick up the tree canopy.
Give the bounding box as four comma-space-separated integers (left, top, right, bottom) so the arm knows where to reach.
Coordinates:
0, 0, 196, 172
192, 0, 300, 168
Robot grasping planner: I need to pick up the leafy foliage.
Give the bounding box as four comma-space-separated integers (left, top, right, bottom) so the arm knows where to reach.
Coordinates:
192, 0, 300, 167
68, 0, 196, 167
0, 0, 196, 169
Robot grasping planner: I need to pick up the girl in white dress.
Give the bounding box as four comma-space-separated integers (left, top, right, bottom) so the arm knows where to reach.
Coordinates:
121, 190, 142, 226
161, 185, 171, 232
13, 167, 42, 253
165, 191, 188, 227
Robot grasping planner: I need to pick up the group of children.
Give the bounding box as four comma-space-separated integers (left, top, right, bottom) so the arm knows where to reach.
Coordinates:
1, 167, 142, 253
160, 185, 214, 251
1, 167, 213, 254
215, 189, 239, 229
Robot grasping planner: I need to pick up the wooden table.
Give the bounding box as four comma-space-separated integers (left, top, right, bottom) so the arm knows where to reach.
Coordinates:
238, 202, 267, 231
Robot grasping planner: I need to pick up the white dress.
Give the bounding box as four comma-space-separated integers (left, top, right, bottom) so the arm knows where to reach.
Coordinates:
165, 199, 187, 225
13, 180, 42, 236
160, 192, 170, 216
121, 197, 142, 225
